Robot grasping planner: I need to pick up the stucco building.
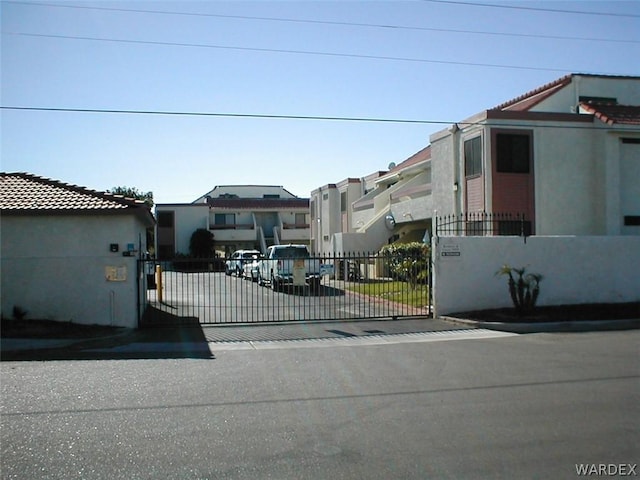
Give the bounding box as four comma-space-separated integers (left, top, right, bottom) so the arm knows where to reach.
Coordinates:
0, 173, 155, 328
156, 185, 310, 258
313, 73, 640, 252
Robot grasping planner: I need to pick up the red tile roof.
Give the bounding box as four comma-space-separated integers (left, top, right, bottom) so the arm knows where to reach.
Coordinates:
0, 172, 154, 224
493, 74, 573, 112
206, 197, 309, 210
579, 103, 640, 125
387, 145, 431, 175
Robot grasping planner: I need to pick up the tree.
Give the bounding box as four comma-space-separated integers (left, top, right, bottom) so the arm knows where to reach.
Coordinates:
189, 228, 215, 258
109, 186, 154, 208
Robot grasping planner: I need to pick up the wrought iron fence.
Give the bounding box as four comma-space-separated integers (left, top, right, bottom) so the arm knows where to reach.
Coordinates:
137, 251, 431, 326
435, 212, 531, 237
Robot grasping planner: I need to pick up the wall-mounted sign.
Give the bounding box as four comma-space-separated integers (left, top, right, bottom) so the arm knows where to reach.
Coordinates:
105, 266, 127, 282
441, 243, 461, 258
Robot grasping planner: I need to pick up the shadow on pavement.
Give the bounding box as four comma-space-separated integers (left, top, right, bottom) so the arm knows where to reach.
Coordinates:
1, 307, 214, 362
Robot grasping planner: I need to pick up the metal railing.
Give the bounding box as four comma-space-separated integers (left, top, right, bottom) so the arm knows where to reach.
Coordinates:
435, 212, 531, 237
138, 251, 431, 326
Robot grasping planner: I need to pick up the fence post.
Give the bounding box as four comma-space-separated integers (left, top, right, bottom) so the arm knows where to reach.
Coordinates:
156, 265, 163, 303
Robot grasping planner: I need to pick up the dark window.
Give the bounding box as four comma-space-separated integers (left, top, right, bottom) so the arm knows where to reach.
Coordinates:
579, 96, 617, 104
498, 220, 532, 236
624, 216, 640, 226
263, 194, 280, 199
214, 213, 235, 225
464, 136, 482, 177
496, 133, 531, 173
157, 211, 174, 228
158, 245, 174, 260
622, 138, 640, 144
340, 192, 347, 212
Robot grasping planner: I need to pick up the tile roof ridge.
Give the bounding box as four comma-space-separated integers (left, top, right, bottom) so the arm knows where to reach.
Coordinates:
492, 74, 573, 111
1, 172, 146, 208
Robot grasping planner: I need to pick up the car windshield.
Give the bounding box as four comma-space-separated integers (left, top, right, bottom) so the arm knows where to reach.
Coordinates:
273, 247, 308, 259
242, 252, 259, 259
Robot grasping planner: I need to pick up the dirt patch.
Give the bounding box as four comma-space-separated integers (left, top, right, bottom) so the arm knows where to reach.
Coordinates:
448, 302, 639, 323
1, 318, 125, 339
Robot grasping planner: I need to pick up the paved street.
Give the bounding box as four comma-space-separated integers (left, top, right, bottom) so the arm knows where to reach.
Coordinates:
2, 330, 638, 479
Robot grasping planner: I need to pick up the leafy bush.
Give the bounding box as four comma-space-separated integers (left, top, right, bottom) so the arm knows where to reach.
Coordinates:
379, 242, 430, 289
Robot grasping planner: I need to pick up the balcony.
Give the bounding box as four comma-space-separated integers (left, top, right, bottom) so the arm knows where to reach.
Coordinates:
209, 223, 257, 242
280, 223, 311, 242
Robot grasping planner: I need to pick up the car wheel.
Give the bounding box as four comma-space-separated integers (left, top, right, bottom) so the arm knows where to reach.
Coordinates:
236, 267, 242, 277
225, 267, 231, 276
257, 272, 264, 286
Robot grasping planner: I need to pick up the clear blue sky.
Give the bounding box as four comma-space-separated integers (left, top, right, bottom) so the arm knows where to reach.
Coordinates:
2, 0, 639, 204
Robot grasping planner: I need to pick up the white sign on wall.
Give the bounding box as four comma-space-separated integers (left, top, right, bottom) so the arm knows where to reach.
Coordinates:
105, 266, 127, 282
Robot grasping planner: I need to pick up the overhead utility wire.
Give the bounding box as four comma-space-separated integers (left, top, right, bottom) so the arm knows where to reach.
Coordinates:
422, 0, 640, 18
0, 106, 610, 130
5, 1, 638, 44
5, 32, 615, 75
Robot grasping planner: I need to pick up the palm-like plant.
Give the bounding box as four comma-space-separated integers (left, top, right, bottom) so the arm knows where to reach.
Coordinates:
496, 265, 543, 316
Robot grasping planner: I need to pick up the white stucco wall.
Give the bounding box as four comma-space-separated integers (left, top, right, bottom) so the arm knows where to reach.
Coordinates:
1, 214, 149, 327
432, 235, 640, 316
156, 204, 208, 255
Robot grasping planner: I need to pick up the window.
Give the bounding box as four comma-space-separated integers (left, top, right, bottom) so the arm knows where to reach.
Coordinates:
498, 220, 532, 236
295, 213, 306, 225
579, 96, 617, 104
340, 192, 347, 212
464, 136, 482, 177
496, 132, 531, 173
157, 211, 174, 228
214, 213, 235, 225
263, 194, 280, 199
622, 138, 640, 144
624, 216, 640, 226
323, 193, 329, 200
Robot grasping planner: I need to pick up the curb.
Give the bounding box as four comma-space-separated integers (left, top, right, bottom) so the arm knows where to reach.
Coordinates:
439, 316, 640, 334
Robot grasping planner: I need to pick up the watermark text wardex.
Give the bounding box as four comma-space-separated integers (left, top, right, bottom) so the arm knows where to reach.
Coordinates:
576, 464, 637, 476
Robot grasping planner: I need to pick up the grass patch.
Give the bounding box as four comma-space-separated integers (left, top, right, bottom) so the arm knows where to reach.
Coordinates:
346, 280, 430, 308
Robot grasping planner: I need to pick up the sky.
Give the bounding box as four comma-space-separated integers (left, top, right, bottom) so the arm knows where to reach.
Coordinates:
2, 0, 639, 205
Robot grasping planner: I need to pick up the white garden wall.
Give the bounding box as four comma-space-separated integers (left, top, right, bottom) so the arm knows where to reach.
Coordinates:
2, 215, 147, 328
432, 236, 640, 316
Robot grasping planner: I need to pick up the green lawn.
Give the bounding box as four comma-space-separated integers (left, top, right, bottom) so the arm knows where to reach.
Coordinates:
346, 281, 430, 308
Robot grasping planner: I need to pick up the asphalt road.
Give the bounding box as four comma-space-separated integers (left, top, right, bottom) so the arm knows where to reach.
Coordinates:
147, 271, 428, 323
2, 330, 638, 479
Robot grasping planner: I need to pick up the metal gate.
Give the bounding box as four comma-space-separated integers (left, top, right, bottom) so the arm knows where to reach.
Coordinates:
138, 252, 431, 326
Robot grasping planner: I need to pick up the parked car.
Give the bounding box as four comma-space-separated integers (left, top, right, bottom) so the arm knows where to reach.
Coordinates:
225, 250, 261, 277
243, 255, 263, 282
257, 244, 322, 291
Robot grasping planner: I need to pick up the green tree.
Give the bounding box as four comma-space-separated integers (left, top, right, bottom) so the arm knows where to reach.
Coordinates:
109, 186, 154, 208
189, 228, 215, 258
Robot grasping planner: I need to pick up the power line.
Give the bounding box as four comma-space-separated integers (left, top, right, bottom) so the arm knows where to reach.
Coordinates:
5, 32, 618, 75
422, 0, 640, 18
0, 105, 611, 130
4, 0, 638, 44
4, 0, 640, 43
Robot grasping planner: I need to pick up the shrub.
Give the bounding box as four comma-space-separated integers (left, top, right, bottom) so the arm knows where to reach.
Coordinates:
189, 228, 215, 258
379, 242, 430, 289
496, 265, 543, 316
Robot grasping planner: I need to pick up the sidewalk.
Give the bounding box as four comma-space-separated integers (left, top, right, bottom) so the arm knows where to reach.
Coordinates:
1, 317, 470, 360
2, 316, 638, 361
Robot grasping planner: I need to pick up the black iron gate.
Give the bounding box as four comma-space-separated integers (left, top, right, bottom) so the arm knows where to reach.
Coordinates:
138, 252, 431, 326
